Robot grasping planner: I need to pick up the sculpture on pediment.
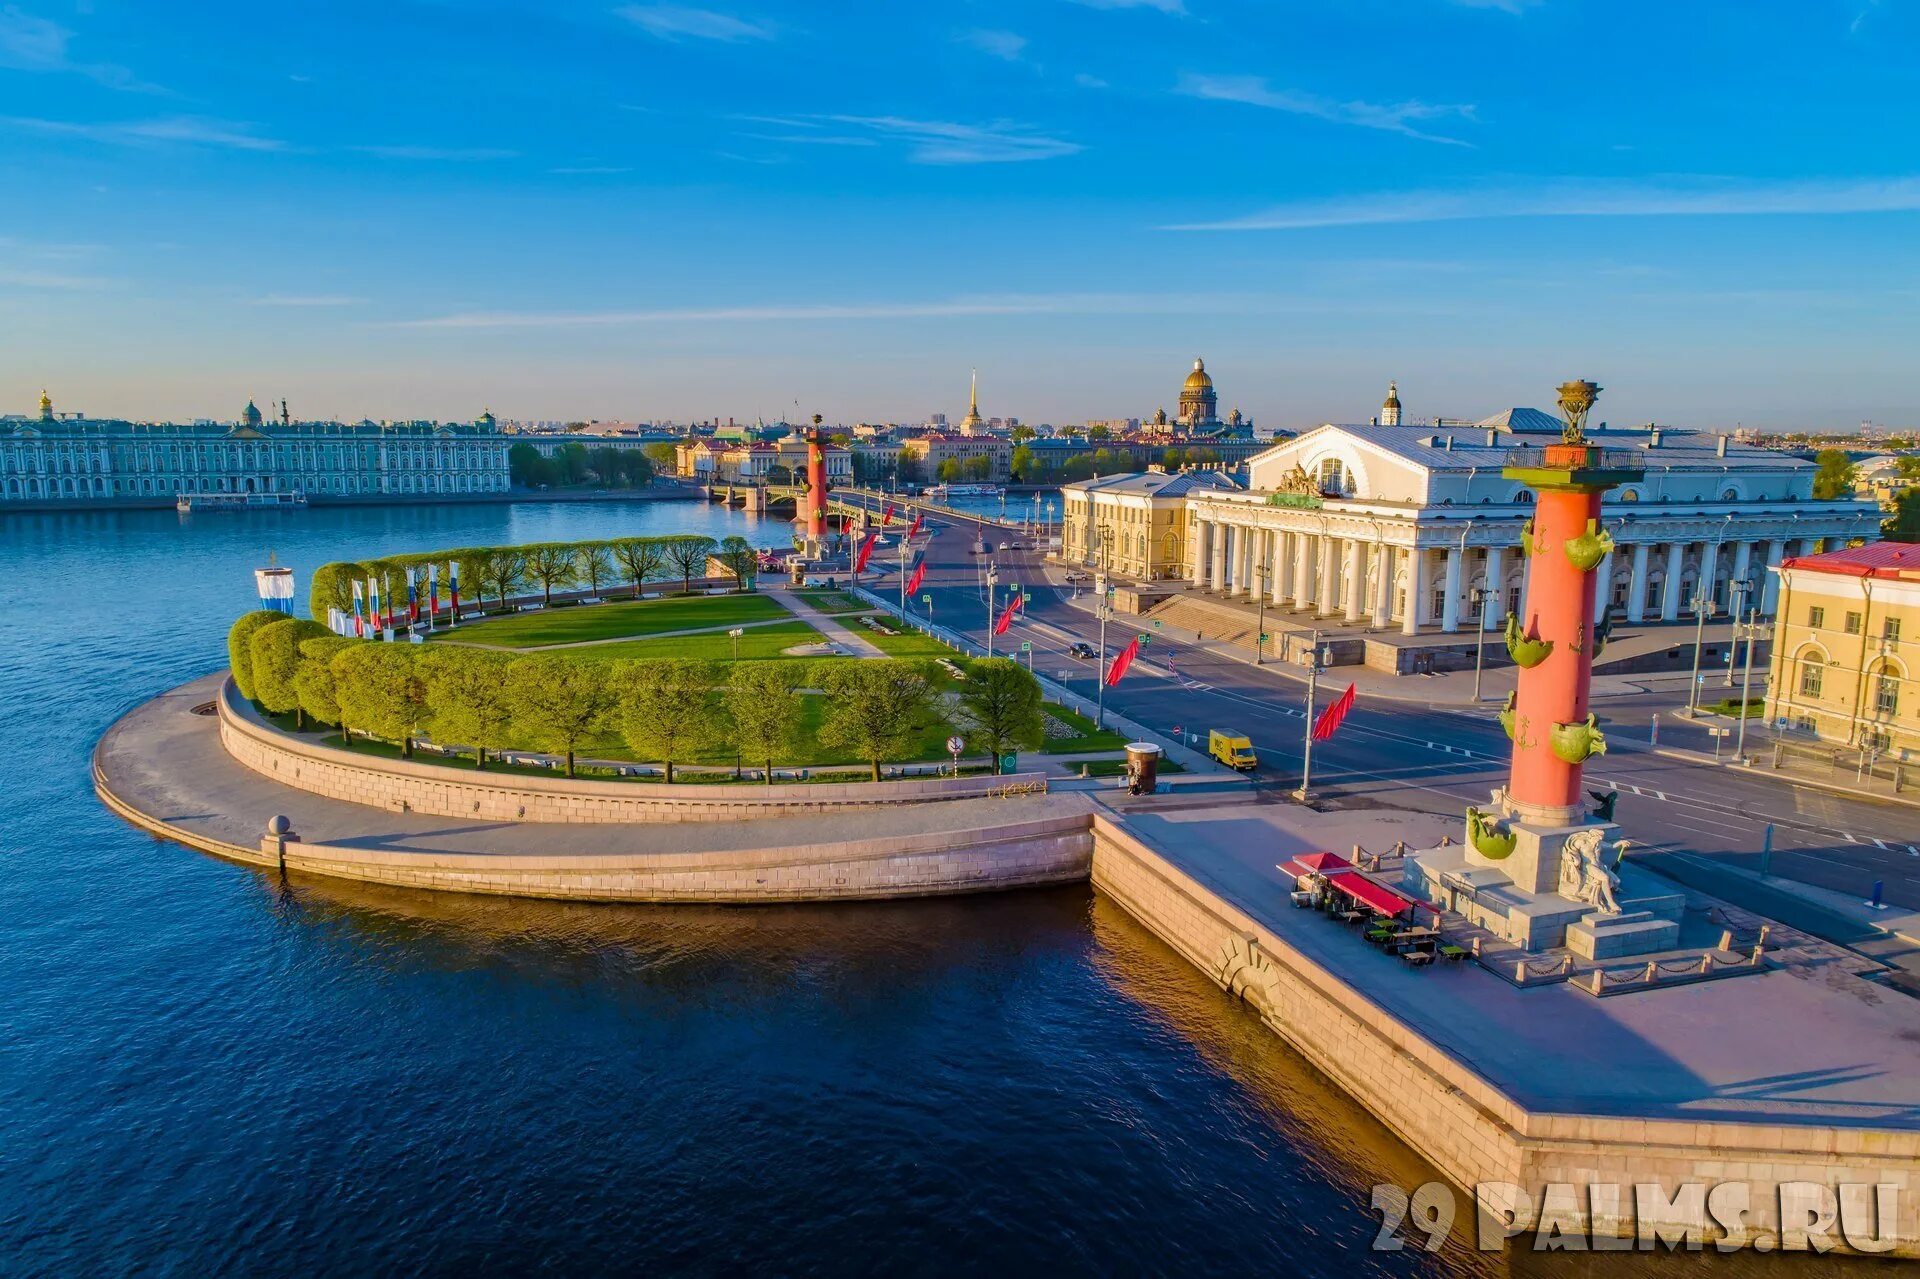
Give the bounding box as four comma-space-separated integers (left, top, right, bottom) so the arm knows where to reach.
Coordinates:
1276, 464, 1318, 497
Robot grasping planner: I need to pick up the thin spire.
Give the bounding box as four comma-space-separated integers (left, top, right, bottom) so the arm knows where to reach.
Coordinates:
969, 368, 978, 416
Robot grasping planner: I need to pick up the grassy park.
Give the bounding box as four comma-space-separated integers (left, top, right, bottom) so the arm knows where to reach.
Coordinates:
560, 621, 827, 664
433, 593, 791, 648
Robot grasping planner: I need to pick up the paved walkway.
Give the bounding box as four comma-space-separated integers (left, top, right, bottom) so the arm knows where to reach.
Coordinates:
766, 588, 887, 658
1105, 795, 1920, 1127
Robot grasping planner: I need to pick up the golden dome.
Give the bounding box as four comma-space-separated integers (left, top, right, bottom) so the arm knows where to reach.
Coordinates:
1183, 357, 1213, 391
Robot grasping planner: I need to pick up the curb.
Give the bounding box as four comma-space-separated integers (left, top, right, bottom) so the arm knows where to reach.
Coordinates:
1637, 744, 1920, 813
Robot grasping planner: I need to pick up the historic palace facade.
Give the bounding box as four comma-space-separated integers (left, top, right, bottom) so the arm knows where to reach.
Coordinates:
0, 394, 511, 505
1063, 396, 1883, 633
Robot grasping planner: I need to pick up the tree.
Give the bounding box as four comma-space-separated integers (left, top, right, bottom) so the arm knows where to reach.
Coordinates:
936, 458, 962, 484
249, 618, 331, 727
482, 546, 530, 612
508, 442, 554, 488
956, 659, 1045, 773
1010, 443, 1036, 482
557, 442, 590, 485
815, 660, 947, 782
1010, 424, 1035, 443
611, 537, 669, 598
227, 610, 288, 701
308, 560, 366, 621
662, 534, 717, 594
1896, 455, 1920, 480
525, 542, 579, 606
293, 636, 354, 731
615, 659, 721, 783
1884, 488, 1920, 543
725, 663, 804, 785
644, 441, 679, 474
962, 454, 992, 482
505, 655, 614, 777
422, 649, 517, 768
331, 645, 429, 756
578, 541, 616, 598
1088, 424, 1112, 441
716, 535, 758, 591
1813, 448, 1858, 500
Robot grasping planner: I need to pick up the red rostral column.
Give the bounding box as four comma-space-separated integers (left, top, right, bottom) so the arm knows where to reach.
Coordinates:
1499, 382, 1642, 827
803, 413, 829, 544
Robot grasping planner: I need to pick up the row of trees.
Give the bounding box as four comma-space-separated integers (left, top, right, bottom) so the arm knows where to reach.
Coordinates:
309, 534, 759, 620
507, 442, 655, 490
228, 612, 1046, 782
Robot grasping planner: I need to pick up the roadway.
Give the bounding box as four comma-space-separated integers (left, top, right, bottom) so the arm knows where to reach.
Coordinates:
841, 494, 1920, 928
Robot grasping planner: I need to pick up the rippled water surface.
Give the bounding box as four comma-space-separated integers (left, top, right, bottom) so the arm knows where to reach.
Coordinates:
0, 502, 1852, 1276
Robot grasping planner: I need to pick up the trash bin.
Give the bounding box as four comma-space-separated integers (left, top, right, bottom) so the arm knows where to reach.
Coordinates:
1124, 742, 1162, 795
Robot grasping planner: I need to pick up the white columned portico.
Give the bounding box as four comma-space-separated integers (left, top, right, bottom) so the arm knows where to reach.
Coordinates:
1761, 539, 1785, 613
1440, 547, 1463, 633
1626, 543, 1649, 623
1293, 533, 1314, 609
1483, 544, 1506, 625
1317, 536, 1339, 615
1271, 531, 1290, 604
1190, 521, 1209, 586
1372, 544, 1393, 628
1345, 540, 1366, 622
1240, 524, 1256, 595
1732, 540, 1754, 600
1593, 551, 1614, 623
1402, 549, 1426, 636
1698, 538, 1721, 614
1660, 542, 1685, 621
1224, 524, 1241, 594
1210, 521, 1227, 590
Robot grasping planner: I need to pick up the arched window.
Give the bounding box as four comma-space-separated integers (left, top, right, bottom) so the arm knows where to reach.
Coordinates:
1316, 457, 1347, 495
1798, 656, 1824, 699
1617, 487, 1641, 502
1720, 486, 1740, 501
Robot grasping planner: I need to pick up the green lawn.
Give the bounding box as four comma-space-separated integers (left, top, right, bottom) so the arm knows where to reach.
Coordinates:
1040, 702, 1130, 753
793, 589, 869, 614
849, 616, 963, 660
433, 592, 790, 648
555, 620, 829, 664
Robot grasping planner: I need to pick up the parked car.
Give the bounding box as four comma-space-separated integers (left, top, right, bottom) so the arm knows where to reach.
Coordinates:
1068, 641, 1097, 659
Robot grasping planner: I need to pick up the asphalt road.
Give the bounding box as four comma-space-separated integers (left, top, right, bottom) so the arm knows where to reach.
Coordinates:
845, 494, 1920, 916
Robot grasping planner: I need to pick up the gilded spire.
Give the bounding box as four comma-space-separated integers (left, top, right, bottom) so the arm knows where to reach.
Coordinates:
38, 388, 53, 421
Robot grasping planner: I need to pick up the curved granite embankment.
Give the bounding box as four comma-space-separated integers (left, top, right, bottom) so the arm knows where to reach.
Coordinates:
96, 674, 1093, 903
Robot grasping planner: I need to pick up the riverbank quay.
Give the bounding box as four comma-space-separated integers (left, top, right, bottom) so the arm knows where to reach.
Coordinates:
4, 486, 700, 515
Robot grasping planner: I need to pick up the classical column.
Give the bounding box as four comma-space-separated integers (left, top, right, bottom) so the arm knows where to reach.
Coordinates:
1345, 539, 1367, 622
1440, 547, 1463, 633
1224, 524, 1241, 594
1698, 538, 1721, 615
1626, 543, 1649, 623
1272, 531, 1291, 604
1660, 542, 1685, 621
1238, 524, 1255, 595
1592, 551, 1614, 623
1317, 536, 1339, 615
1760, 539, 1785, 614
1293, 534, 1315, 609
1189, 520, 1208, 586
1483, 544, 1507, 626
1731, 539, 1753, 601
1372, 544, 1393, 628
1210, 522, 1227, 590
1402, 549, 1425, 635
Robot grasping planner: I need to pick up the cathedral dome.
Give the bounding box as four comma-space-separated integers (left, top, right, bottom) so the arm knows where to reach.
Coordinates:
1183, 358, 1213, 392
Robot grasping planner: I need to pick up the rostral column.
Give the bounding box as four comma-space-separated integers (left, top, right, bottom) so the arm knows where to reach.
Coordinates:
1489, 381, 1642, 840
803, 413, 830, 553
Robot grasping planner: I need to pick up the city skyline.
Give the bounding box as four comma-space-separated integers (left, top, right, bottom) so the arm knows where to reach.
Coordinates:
4, 1, 1919, 427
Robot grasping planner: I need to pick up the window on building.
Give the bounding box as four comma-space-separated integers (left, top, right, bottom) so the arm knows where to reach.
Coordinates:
1316, 458, 1347, 495
1798, 657, 1825, 698
1873, 672, 1899, 716
1844, 611, 1862, 635
1885, 618, 1902, 644
1808, 606, 1825, 628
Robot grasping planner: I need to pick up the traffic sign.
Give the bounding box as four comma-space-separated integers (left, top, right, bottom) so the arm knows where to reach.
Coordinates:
946, 735, 965, 754
1019, 641, 1032, 652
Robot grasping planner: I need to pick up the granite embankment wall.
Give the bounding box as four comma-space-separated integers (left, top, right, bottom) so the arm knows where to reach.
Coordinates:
1089, 815, 1918, 1256
218, 680, 1047, 824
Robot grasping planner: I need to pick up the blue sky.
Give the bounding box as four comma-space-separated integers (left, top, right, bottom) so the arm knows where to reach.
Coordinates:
3, 0, 1918, 430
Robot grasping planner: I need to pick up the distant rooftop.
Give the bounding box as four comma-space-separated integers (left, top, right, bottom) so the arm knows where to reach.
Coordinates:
1781, 541, 1920, 580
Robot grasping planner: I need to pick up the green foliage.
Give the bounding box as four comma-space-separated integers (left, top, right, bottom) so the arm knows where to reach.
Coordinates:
505, 654, 615, 776
248, 618, 331, 721
611, 537, 670, 595
293, 636, 355, 729
661, 534, 718, 593
1010, 443, 1036, 482
1884, 488, 1920, 543
524, 542, 579, 604
421, 648, 518, 767
331, 644, 429, 755
716, 535, 758, 591
614, 659, 722, 783
481, 546, 530, 611
577, 542, 616, 597
814, 659, 948, 781
725, 663, 805, 783
227, 610, 288, 700
956, 659, 1045, 770
308, 561, 366, 620
644, 441, 679, 472
1812, 448, 1858, 500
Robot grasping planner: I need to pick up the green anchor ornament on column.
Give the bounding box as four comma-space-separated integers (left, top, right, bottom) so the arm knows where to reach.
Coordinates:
1563, 519, 1614, 573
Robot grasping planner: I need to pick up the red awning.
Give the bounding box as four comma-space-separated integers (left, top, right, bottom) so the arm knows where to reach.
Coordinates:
1329, 874, 1415, 918
1278, 851, 1353, 879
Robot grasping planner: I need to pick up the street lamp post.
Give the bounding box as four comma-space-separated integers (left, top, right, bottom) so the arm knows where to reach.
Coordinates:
1723, 578, 1753, 686
985, 564, 999, 660
1292, 631, 1329, 803
1253, 561, 1268, 665
1686, 514, 1735, 717
1471, 586, 1489, 702
1095, 580, 1114, 731
1734, 605, 1770, 762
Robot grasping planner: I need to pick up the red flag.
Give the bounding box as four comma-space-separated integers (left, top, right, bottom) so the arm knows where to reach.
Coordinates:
906, 513, 924, 539
905, 559, 926, 596
854, 533, 877, 574
881, 502, 895, 526
993, 597, 1019, 635
1311, 683, 1357, 741
1104, 637, 1140, 686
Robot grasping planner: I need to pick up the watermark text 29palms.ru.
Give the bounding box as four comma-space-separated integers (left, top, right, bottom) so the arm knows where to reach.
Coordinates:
1370, 1182, 1904, 1253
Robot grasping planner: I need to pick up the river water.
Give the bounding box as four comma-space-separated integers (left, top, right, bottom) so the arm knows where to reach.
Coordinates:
0, 501, 1843, 1276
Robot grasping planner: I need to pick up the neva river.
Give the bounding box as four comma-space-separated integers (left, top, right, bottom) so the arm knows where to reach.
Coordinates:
0, 501, 1808, 1276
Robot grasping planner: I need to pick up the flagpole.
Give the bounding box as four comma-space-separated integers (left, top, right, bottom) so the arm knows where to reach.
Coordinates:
1293, 629, 1322, 802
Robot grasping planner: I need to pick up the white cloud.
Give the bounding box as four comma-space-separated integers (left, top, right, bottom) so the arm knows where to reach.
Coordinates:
1073, 72, 1109, 89
352, 144, 518, 161
1451, 0, 1543, 12
2, 114, 285, 150
0, 267, 117, 290
1167, 176, 1920, 230
249, 294, 364, 307
1065, 0, 1186, 13
0, 6, 159, 91
815, 115, 1080, 164
1178, 73, 1477, 146
549, 165, 635, 174
958, 28, 1028, 62
615, 5, 772, 42
393, 292, 1239, 329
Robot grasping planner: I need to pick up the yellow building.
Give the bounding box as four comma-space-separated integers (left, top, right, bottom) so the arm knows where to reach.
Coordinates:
1767, 542, 1920, 761
1059, 470, 1240, 581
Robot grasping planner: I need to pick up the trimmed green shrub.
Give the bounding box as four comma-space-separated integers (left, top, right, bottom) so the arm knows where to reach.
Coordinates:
227, 610, 289, 700
293, 636, 355, 730
249, 618, 331, 724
